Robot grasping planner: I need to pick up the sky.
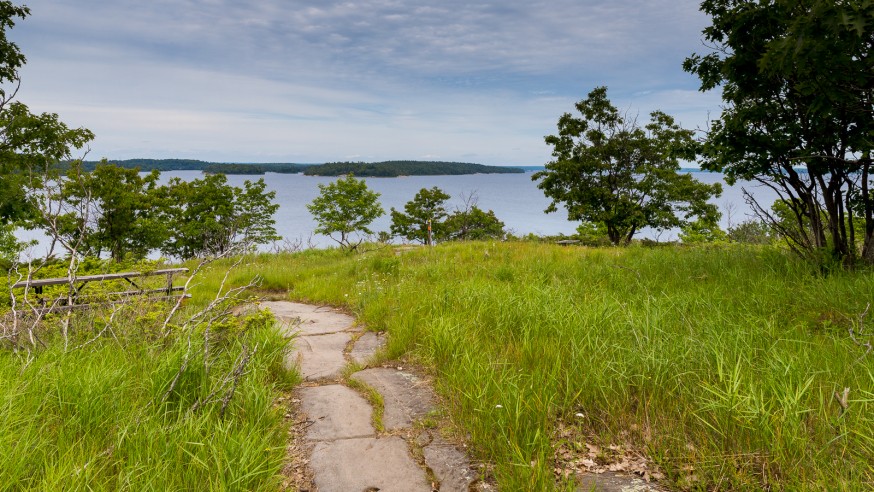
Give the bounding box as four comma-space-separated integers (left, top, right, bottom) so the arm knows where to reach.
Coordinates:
13, 0, 722, 166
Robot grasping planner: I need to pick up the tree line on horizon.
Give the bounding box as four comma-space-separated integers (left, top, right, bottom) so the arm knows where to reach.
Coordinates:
56, 159, 526, 177
303, 161, 525, 177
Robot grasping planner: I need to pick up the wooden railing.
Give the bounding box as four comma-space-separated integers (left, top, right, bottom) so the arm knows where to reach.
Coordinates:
12, 268, 189, 312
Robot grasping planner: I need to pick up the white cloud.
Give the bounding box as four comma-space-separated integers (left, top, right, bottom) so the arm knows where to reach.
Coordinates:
13, 0, 717, 164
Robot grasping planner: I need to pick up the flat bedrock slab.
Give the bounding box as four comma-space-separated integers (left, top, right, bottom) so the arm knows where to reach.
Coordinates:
352, 368, 436, 431
576, 472, 664, 492
310, 437, 431, 492
423, 435, 477, 492
260, 301, 355, 335
350, 331, 386, 365
287, 333, 350, 381
298, 385, 374, 441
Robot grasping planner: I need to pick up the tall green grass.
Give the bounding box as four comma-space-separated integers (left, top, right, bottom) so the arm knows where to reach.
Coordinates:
0, 290, 296, 490
207, 242, 874, 490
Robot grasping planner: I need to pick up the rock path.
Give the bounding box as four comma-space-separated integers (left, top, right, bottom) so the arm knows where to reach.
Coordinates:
262, 301, 478, 492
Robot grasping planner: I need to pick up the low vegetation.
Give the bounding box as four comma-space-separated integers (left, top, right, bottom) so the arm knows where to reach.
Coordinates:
200, 242, 873, 490
0, 261, 298, 490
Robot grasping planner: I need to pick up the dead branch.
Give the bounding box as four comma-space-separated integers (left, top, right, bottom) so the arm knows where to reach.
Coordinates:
220, 344, 254, 419
188, 343, 257, 418
71, 302, 123, 351
159, 248, 261, 407
161, 247, 256, 337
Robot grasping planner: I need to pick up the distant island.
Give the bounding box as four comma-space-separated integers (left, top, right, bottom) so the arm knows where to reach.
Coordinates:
73, 159, 310, 173
202, 163, 309, 174
70, 158, 526, 177
303, 161, 525, 177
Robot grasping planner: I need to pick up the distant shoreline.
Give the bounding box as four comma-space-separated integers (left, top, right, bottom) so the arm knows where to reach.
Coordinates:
71, 158, 526, 177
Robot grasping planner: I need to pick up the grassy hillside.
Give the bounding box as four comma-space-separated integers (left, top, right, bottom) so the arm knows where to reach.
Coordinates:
199, 242, 874, 490
3, 243, 872, 490
0, 265, 297, 490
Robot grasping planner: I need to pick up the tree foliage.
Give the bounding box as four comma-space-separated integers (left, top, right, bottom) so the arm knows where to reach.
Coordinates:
0, 3, 93, 229
59, 162, 166, 261
161, 174, 280, 259
533, 86, 721, 245
390, 187, 450, 245
36, 163, 281, 261
728, 219, 773, 245
390, 188, 506, 244
443, 206, 505, 241
684, 0, 874, 264
679, 217, 727, 244
307, 175, 384, 250
68, 159, 309, 174
304, 161, 523, 177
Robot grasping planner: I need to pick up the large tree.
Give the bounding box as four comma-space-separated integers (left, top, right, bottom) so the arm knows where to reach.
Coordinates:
307, 175, 384, 250
533, 86, 721, 245
60, 162, 167, 261
684, 0, 874, 264
0, 3, 93, 228
161, 174, 280, 259
0, 2, 93, 263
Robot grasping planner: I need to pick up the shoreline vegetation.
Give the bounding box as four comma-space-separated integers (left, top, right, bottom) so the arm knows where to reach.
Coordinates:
69, 158, 526, 177
301, 160, 525, 177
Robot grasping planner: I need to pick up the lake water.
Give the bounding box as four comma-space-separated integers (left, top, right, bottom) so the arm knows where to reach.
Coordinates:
169, 169, 778, 247
17, 170, 779, 255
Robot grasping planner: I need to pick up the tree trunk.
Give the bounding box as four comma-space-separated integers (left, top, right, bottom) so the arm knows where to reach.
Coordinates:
861, 157, 874, 263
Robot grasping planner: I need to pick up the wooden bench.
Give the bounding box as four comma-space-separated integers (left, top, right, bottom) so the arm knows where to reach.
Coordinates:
12, 268, 190, 312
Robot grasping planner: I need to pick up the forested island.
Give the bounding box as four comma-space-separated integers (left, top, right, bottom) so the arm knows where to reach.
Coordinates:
303, 161, 525, 177
202, 163, 309, 174
71, 159, 525, 177
74, 159, 310, 173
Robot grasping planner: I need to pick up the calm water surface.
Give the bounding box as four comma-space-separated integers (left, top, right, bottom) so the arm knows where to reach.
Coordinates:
173, 170, 778, 247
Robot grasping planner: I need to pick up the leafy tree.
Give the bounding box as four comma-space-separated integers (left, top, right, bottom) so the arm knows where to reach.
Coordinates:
0, 223, 22, 262
532, 86, 722, 245
162, 174, 280, 259
728, 220, 772, 245
307, 175, 384, 250
684, 0, 874, 264
443, 206, 506, 241
575, 222, 612, 246
679, 217, 727, 244
0, 3, 93, 232
59, 161, 167, 261
390, 187, 450, 245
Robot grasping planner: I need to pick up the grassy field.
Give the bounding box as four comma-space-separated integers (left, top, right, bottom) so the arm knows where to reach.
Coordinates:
3, 242, 872, 490
196, 241, 874, 491
0, 271, 297, 491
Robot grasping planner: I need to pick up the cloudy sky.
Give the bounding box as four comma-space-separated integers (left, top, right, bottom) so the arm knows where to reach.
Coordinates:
13, 0, 720, 166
